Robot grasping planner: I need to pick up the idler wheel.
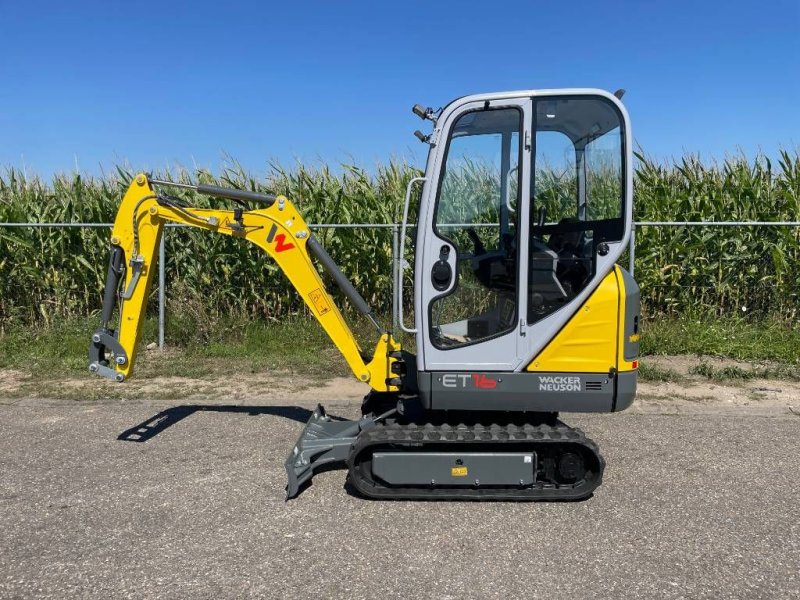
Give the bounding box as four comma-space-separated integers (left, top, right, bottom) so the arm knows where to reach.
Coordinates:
557, 452, 585, 483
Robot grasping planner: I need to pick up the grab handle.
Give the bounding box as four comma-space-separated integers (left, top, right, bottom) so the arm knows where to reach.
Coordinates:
397, 177, 426, 334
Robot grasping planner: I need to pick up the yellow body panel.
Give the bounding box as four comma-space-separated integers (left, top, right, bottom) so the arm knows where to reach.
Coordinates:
527, 267, 623, 374
109, 174, 398, 391
616, 267, 637, 373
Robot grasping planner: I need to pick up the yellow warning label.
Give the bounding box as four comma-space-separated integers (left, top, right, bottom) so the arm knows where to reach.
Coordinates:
628, 333, 641, 343
451, 466, 468, 477
309, 288, 331, 316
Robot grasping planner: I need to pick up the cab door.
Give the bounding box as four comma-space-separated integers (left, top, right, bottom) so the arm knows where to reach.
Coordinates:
416, 98, 532, 371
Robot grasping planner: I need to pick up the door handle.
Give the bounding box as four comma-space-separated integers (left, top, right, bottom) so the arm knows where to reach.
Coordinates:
431, 260, 453, 291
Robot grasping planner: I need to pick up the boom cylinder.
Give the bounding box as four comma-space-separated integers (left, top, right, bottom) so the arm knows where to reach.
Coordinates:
306, 235, 379, 330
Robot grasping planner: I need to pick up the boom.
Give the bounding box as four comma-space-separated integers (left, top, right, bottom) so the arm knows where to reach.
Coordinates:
89, 173, 399, 392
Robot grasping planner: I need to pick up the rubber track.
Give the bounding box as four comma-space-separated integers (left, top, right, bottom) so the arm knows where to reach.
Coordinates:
347, 421, 605, 501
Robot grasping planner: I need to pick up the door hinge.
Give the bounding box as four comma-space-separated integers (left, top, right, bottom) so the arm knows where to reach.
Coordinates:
519, 318, 527, 336
524, 131, 531, 151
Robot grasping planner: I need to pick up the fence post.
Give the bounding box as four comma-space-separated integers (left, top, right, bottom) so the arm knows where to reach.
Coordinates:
158, 229, 166, 349
628, 223, 636, 276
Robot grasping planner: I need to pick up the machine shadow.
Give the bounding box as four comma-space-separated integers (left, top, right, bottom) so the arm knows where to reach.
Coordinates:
118, 404, 348, 443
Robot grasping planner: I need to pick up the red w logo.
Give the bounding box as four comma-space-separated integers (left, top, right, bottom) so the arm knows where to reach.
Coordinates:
273, 233, 295, 253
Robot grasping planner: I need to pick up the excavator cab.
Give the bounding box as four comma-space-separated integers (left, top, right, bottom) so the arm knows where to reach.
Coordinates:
89, 88, 638, 500
405, 90, 637, 412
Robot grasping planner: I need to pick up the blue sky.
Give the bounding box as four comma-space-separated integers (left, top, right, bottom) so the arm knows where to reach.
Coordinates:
1, 0, 798, 178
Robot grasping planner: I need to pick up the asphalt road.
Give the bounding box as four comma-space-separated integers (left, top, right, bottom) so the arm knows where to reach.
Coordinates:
0, 394, 798, 599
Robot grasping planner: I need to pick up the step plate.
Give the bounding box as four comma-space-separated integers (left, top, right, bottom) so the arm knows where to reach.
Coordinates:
372, 452, 535, 487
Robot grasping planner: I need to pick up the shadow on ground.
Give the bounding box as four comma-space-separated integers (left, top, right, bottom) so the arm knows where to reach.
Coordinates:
118, 404, 347, 443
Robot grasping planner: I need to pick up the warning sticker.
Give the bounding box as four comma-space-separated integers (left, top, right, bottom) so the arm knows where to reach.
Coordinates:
451, 466, 468, 477
309, 288, 331, 316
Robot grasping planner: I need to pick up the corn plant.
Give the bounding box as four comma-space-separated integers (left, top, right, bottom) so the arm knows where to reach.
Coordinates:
0, 151, 798, 329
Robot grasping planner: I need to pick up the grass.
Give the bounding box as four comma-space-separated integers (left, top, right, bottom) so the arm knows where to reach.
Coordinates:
0, 313, 798, 399
0, 315, 351, 385
640, 314, 800, 363
637, 362, 685, 383
638, 314, 798, 383
689, 362, 800, 382
0, 314, 363, 400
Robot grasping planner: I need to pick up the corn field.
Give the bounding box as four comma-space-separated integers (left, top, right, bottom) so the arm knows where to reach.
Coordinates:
0, 151, 799, 328
635, 151, 800, 320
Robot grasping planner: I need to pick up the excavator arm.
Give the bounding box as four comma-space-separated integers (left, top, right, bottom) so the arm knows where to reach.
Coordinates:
89, 173, 399, 392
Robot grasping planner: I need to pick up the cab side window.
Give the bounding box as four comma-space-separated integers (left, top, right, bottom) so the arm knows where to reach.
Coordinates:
528, 97, 625, 324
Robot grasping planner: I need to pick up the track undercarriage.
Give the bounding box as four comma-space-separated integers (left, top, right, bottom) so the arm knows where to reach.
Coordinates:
285, 396, 605, 501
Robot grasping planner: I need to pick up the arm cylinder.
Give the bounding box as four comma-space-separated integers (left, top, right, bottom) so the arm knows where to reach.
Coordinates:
195, 184, 276, 206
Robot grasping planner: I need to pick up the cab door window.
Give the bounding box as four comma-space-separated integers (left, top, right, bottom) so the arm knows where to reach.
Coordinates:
431, 108, 522, 349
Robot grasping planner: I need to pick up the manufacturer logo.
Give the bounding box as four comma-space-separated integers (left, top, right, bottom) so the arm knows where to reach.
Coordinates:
266, 223, 295, 253
538, 376, 581, 392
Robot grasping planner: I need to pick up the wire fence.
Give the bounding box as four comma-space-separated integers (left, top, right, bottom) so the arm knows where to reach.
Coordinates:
1, 220, 799, 345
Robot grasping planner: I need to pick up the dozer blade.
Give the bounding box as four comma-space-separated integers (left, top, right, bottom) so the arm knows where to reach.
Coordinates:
284, 404, 363, 499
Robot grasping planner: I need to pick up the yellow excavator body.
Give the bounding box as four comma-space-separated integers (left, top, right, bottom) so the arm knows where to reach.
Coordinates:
89, 88, 638, 500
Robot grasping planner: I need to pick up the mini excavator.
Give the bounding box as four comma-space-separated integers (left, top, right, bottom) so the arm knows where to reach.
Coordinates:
89, 88, 639, 500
